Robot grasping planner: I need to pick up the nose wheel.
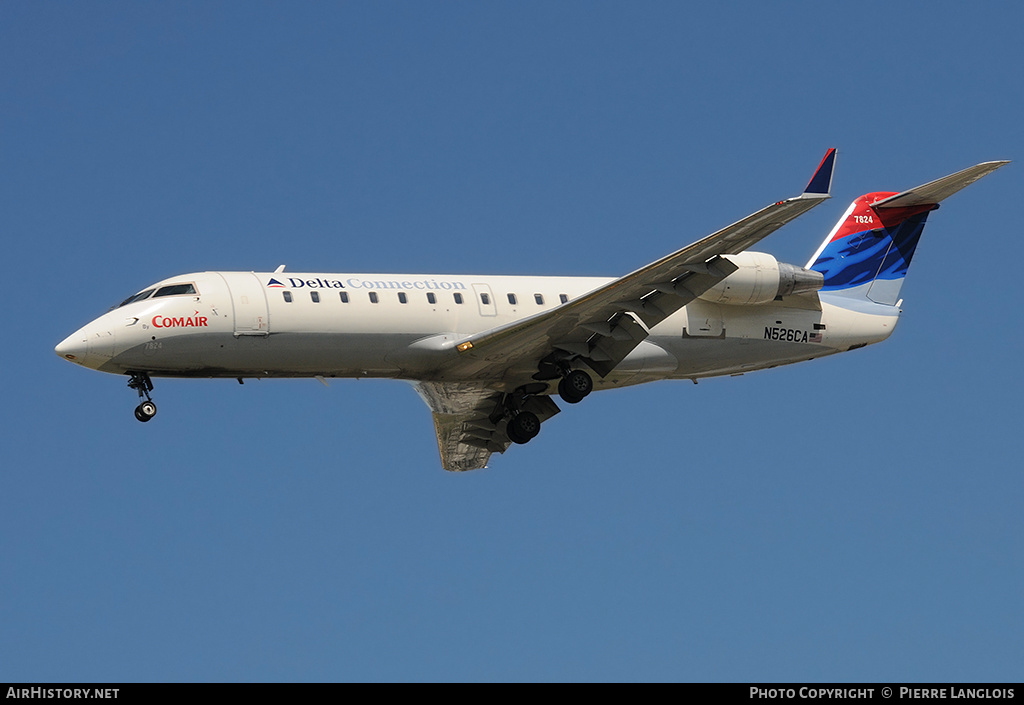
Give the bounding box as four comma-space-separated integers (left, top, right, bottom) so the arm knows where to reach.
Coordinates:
127, 372, 157, 423
134, 400, 157, 422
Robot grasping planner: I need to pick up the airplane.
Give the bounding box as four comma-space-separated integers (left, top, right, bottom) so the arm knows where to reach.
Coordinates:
55, 151, 1008, 471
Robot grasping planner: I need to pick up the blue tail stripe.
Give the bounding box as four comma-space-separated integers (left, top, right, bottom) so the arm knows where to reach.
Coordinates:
812, 213, 929, 292
874, 217, 926, 281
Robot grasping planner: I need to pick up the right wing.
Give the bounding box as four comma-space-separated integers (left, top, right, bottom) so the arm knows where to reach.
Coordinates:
447, 148, 837, 380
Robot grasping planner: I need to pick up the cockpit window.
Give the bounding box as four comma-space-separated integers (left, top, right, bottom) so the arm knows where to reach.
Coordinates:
118, 289, 155, 307
153, 283, 198, 298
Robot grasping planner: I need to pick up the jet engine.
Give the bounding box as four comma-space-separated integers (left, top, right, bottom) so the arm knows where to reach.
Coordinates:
697, 252, 824, 306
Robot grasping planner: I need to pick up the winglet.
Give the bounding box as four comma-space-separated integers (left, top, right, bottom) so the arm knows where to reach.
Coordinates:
803, 148, 837, 197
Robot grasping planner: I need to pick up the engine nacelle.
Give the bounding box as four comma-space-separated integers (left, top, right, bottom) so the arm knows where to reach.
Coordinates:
697, 252, 824, 306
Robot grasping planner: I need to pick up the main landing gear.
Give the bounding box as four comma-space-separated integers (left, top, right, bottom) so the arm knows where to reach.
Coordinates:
500, 367, 594, 446
506, 410, 541, 445
494, 384, 549, 446
128, 372, 157, 422
557, 369, 593, 404
536, 356, 595, 406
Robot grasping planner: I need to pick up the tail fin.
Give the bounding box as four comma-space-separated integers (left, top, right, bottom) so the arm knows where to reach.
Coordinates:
806, 160, 1009, 305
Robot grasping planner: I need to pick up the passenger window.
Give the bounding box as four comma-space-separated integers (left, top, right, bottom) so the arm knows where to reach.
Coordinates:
507, 293, 517, 305
559, 294, 569, 304
480, 293, 490, 305
535, 294, 544, 305
398, 292, 407, 304
369, 292, 379, 304
427, 292, 436, 304
311, 291, 320, 303
454, 293, 463, 304
283, 291, 293, 303
153, 283, 197, 298
339, 291, 349, 303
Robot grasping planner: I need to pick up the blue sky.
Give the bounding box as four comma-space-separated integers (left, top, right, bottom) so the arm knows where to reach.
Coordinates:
2, 2, 1021, 682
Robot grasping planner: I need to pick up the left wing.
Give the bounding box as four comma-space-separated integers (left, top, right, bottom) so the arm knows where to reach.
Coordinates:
448, 149, 837, 380
413, 381, 560, 471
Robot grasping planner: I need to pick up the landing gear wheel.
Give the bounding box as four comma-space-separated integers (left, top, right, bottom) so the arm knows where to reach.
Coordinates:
507, 411, 541, 444
507, 422, 527, 445
127, 372, 157, 423
134, 401, 157, 423
558, 369, 593, 404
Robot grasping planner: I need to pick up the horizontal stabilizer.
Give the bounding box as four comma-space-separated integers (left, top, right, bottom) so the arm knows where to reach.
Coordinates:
872, 160, 1009, 209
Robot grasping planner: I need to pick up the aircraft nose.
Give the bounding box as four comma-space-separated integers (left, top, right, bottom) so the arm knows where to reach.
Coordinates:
55, 325, 116, 370
55, 332, 88, 363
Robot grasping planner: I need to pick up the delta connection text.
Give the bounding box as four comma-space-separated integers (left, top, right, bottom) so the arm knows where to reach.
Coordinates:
749, 687, 1015, 699
276, 276, 468, 291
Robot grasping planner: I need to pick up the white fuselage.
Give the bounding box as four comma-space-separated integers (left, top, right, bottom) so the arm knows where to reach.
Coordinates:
56, 270, 900, 393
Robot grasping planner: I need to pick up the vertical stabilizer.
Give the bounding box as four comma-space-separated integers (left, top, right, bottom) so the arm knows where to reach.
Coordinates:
806, 160, 1008, 305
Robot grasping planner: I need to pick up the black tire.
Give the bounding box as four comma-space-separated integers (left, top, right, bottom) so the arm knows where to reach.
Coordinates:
558, 377, 580, 404
135, 401, 157, 422
506, 421, 527, 445
558, 369, 593, 404
508, 411, 540, 443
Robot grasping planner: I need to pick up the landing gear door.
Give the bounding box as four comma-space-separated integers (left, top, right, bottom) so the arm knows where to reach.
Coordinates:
218, 272, 270, 336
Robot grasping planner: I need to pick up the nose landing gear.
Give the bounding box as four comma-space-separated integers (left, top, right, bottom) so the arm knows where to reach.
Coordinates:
128, 372, 157, 422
